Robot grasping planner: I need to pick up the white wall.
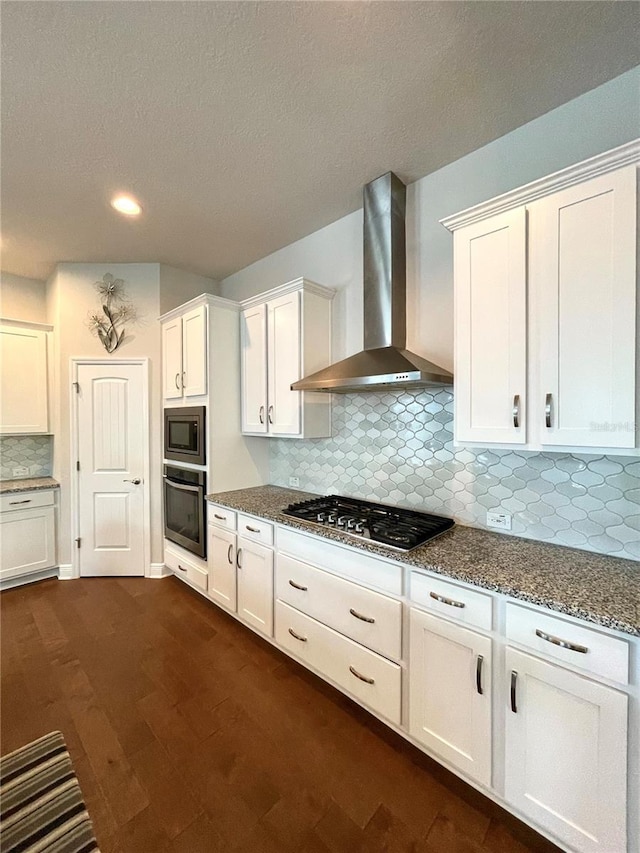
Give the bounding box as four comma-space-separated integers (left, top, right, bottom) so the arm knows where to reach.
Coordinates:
0, 271, 48, 323
221, 67, 640, 372
159, 265, 220, 315
47, 263, 163, 567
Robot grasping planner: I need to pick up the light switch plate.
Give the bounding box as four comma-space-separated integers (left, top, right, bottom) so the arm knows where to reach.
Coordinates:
487, 511, 512, 531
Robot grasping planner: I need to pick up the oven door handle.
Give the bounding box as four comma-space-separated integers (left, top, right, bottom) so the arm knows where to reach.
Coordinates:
163, 477, 201, 493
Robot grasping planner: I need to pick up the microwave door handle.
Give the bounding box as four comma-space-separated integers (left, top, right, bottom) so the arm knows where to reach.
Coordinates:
163, 477, 201, 493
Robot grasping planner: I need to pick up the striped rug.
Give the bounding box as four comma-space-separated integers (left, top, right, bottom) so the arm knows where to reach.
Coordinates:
0, 731, 99, 852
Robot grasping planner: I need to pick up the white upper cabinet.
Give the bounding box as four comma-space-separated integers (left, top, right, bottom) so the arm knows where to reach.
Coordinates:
445, 145, 638, 452
0, 325, 49, 434
161, 304, 207, 401
240, 278, 333, 438
454, 208, 527, 445
531, 167, 636, 449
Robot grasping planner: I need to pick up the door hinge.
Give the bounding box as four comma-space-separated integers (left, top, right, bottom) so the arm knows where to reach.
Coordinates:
76, 460, 80, 471
72, 381, 80, 394
75, 537, 81, 549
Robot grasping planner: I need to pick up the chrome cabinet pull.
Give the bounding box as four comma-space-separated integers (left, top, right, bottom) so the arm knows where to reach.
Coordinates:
512, 394, 520, 429
349, 608, 375, 624
177, 564, 187, 573
123, 478, 141, 485
268, 405, 274, 424
510, 670, 518, 713
535, 629, 588, 654
214, 513, 226, 520
476, 655, 484, 695
9, 499, 32, 505
429, 591, 465, 609
349, 666, 375, 685
182, 371, 187, 389
288, 579, 308, 591
227, 544, 233, 565
236, 548, 242, 569
288, 627, 307, 643
545, 393, 553, 428
245, 525, 260, 533
259, 405, 265, 424
175, 372, 180, 390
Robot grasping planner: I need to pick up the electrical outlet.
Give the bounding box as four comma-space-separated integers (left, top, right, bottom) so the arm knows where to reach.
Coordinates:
487, 511, 512, 531
12, 466, 29, 478
289, 476, 300, 488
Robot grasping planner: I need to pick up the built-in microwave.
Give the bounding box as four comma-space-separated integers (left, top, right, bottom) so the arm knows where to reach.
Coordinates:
164, 406, 206, 466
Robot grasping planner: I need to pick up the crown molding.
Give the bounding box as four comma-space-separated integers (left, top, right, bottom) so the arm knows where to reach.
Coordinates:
441, 139, 640, 232
158, 292, 239, 322
240, 277, 335, 310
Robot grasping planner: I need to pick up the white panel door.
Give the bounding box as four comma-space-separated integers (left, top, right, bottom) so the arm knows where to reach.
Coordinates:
240, 304, 268, 433
236, 537, 273, 636
532, 166, 636, 448
207, 526, 237, 612
162, 318, 183, 400
0, 506, 56, 580
409, 608, 492, 786
182, 305, 207, 397
0, 326, 48, 433
505, 648, 627, 853
267, 291, 301, 435
454, 208, 527, 444
77, 363, 147, 576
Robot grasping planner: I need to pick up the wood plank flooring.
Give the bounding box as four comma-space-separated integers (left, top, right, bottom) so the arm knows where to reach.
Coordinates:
1, 577, 560, 852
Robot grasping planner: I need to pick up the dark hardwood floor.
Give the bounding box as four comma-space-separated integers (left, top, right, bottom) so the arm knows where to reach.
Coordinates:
1, 576, 560, 852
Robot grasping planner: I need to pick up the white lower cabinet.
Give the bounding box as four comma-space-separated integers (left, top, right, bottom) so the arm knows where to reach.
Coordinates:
505, 647, 628, 853
0, 491, 56, 582
409, 607, 492, 786
164, 542, 208, 593
207, 525, 237, 612
236, 537, 273, 637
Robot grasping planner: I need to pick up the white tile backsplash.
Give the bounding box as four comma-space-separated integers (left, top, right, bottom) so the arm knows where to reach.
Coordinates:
0, 436, 52, 479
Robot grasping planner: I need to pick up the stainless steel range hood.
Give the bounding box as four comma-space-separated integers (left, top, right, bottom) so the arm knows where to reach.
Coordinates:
291, 171, 453, 393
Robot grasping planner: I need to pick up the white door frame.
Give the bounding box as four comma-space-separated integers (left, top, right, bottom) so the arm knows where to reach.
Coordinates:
70, 357, 151, 580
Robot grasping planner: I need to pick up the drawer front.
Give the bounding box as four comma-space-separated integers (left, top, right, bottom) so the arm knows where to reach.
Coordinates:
0, 490, 55, 513
276, 553, 402, 660
237, 513, 274, 546
277, 526, 403, 595
275, 601, 402, 725
164, 545, 208, 592
208, 503, 237, 531
411, 572, 493, 631
505, 603, 628, 684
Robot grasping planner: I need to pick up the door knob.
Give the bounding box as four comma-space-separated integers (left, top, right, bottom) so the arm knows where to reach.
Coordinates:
123, 478, 142, 485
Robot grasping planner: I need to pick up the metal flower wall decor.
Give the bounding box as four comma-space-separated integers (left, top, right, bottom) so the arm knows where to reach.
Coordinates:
88, 274, 137, 353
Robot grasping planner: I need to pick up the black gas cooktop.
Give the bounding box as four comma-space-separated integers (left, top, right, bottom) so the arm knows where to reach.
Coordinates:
283, 495, 454, 551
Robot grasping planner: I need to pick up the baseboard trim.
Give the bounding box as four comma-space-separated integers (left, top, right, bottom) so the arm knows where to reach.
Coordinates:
148, 562, 171, 579
57, 564, 76, 581
1, 569, 59, 591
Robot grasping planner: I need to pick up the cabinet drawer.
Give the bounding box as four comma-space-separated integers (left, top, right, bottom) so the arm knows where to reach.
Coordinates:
0, 490, 55, 513
164, 545, 208, 593
275, 601, 402, 725
276, 554, 402, 660
208, 503, 237, 531
237, 513, 273, 546
411, 572, 492, 631
505, 603, 629, 684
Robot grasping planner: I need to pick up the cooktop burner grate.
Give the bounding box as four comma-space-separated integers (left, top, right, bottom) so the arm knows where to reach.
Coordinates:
283, 495, 454, 551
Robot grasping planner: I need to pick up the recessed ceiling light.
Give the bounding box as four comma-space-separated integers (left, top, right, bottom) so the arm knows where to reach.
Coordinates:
111, 195, 142, 216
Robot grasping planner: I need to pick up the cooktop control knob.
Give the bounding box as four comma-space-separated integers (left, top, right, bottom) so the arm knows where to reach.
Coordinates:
316, 512, 325, 523
327, 513, 337, 525
354, 522, 365, 534
346, 518, 356, 529
337, 515, 347, 527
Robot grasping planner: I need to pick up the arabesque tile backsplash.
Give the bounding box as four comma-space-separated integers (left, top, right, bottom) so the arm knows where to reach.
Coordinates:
270, 388, 640, 561
0, 436, 53, 480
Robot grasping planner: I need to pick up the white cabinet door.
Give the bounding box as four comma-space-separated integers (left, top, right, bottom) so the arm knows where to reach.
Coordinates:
0, 505, 56, 580
181, 305, 207, 397
240, 304, 268, 434
236, 537, 273, 636
267, 291, 301, 436
0, 326, 48, 433
207, 526, 237, 612
162, 317, 183, 400
531, 167, 636, 448
409, 608, 492, 786
454, 209, 527, 444
505, 648, 627, 853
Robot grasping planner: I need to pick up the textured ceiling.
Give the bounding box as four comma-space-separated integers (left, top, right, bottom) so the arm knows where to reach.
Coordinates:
1, 1, 639, 283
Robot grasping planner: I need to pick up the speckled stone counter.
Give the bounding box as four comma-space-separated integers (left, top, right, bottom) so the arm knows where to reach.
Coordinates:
0, 477, 59, 494
208, 485, 640, 637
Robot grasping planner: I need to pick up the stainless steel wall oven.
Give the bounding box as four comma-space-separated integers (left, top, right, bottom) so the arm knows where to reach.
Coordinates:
163, 465, 206, 558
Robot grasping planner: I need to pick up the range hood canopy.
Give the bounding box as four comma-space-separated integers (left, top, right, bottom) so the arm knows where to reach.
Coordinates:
291, 171, 453, 393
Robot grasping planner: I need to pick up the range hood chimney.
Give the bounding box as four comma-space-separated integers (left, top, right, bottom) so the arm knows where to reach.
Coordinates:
291, 171, 453, 393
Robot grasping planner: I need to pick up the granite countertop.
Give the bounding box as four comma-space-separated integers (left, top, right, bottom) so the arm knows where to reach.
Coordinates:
207, 485, 640, 637
0, 477, 60, 494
